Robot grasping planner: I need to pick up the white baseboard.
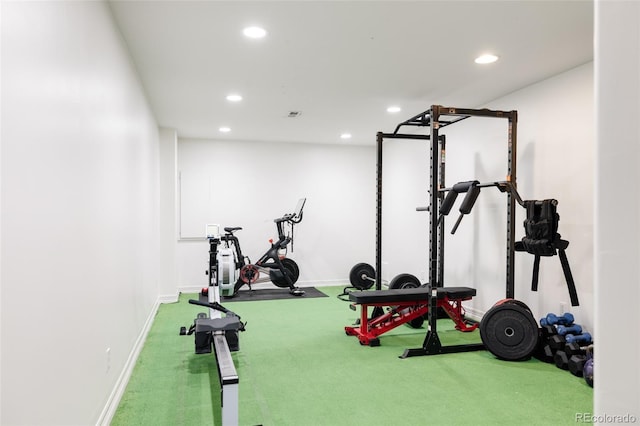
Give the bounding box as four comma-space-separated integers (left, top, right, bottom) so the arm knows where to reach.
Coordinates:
158, 293, 180, 303
463, 304, 485, 322
298, 279, 347, 287
96, 297, 162, 426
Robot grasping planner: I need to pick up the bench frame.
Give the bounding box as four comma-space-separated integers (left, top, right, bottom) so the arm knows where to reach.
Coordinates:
345, 287, 478, 346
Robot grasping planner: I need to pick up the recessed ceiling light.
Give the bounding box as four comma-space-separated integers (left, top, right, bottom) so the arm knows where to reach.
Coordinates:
243, 26, 267, 39
226, 94, 242, 102
219, 127, 231, 133
340, 133, 352, 139
475, 54, 499, 64
387, 106, 401, 113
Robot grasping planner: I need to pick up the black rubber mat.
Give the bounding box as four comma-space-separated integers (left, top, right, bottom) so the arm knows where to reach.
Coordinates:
222, 286, 328, 302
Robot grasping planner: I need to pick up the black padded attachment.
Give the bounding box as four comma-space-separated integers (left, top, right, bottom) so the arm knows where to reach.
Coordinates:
451, 182, 481, 234
224, 227, 242, 233
452, 180, 479, 193
515, 199, 579, 306
438, 180, 480, 226
349, 286, 476, 305
440, 191, 458, 216
459, 184, 481, 214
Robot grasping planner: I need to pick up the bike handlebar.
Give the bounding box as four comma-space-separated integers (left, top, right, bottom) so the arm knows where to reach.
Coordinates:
274, 198, 305, 224
274, 213, 295, 223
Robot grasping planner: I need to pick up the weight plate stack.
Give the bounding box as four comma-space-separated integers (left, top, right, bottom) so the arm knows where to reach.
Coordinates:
480, 299, 539, 361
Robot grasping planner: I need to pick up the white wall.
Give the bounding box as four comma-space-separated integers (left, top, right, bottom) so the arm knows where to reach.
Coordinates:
176, 138, 376, 289
158, 128, 178, 299
381, 64, 595, 329
594, 0, 640, 419
1, 2, 160, 425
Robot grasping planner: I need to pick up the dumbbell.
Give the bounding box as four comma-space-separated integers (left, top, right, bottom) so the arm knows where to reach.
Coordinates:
565, 332, 592, 345
584, 357, 594, 387
554, 342, 582, 368
554, 350, 570, 370
540, 324, 557, 338
552, 332, 591, 350
557, 324, 582, 336
554, 342, 592, 372
568, 354, 587, 376
553, 342, 591, 370
533, 325, 557, 363
549, 334, 566, 350
564, 342, 586, 356
561, 341, 595, 376
543, 312, 574, 326
534, 344, 555, 363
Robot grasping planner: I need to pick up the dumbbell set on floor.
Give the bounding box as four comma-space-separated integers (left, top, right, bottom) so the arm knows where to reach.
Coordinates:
533, 312, 594, 387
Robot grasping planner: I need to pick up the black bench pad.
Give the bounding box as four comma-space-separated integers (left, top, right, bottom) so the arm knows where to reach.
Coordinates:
349, 286, 476, 305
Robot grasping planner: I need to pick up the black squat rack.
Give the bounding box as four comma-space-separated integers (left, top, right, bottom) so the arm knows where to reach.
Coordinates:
375, 105, 519, 357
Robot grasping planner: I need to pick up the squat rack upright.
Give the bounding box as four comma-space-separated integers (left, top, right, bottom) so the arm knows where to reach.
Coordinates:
375, 105, 518, 357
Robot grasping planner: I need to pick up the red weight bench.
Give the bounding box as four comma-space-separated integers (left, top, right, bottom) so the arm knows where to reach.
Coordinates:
344, 286, 478, 346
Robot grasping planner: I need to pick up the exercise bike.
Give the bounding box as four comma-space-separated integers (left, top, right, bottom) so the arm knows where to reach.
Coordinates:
206, 198, 306, 297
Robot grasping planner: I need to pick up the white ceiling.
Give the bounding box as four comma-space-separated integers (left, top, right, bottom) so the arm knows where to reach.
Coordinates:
109, 0, 593, 145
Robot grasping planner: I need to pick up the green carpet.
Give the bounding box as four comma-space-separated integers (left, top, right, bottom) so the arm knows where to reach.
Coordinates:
112, 286, 593, 426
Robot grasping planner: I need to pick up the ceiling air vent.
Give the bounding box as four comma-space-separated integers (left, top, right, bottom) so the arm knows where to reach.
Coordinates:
288, 111, 301, 118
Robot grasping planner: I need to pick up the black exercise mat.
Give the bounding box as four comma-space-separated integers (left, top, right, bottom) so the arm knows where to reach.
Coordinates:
223, 287, 328, 302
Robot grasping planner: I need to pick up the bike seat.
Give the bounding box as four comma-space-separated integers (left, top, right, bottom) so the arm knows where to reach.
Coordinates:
224, 227, 242, 233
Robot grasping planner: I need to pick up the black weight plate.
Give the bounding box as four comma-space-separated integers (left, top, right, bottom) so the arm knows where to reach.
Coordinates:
497, 298, 533, 315
389, 273, 420, 290
349, 263, 375, 290
389, 273, 422, 327
408, 316, 424, 329
480, 302, 539, 361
